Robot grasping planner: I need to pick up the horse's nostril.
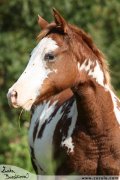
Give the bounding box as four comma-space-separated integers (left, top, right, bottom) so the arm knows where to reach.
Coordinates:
11, 90, 18, 98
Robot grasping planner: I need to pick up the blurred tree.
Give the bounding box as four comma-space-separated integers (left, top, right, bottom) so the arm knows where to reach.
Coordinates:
0, 0, 120, 172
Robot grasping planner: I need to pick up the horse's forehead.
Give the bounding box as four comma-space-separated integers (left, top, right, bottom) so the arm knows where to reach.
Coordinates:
47, 33, 65, 47
31, 37, 59, 57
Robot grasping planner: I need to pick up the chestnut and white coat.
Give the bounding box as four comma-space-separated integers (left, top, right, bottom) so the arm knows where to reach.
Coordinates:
7, 9, 120, 175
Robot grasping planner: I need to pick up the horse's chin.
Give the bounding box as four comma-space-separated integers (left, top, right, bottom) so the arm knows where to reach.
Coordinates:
10, 103, 20, 109
22, 102, 33, 111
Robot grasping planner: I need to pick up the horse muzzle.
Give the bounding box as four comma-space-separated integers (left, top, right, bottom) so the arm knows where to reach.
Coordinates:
7, 89, 19, 108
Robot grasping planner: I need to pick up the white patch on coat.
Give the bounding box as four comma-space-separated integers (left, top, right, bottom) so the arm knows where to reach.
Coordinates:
61, 101, 78, 153
79, 59, 92, 72
29, 101, 63, 174
28, 101, 47, 147
88, 61, 105, 87
38, 101, 58, 124
78, 59, 105, 87
113, 97, 120, 125
78, 59, 120, 125
7, 37, 58, 111
105, 86, 120, 125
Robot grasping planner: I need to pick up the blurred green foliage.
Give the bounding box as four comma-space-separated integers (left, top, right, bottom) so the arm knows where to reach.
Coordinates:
0, 0, 120, 173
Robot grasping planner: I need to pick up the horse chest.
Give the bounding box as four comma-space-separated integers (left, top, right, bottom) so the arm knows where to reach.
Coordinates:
28, 98, 77, 174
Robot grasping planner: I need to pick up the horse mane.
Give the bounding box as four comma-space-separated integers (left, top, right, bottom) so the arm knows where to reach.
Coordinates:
69, 24, 111, 86
37, 22, 111, 86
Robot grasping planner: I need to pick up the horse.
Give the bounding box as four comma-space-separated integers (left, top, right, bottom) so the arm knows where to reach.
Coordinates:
7, 9, 120, 175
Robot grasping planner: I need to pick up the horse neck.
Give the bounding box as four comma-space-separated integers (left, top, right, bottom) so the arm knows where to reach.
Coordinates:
75, 59, 120, 134
77, 58, 117, 100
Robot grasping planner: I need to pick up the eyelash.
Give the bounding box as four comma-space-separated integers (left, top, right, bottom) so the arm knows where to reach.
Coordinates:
44, 53, 55, 62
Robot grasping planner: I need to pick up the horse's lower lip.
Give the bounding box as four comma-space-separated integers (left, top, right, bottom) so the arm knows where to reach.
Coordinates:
8, 99, 34, 111
7, 98, 19, 108
11, 103, 20, 108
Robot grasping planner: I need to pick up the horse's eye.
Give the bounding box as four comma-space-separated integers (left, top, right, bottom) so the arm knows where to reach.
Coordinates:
44, 53, 55, 61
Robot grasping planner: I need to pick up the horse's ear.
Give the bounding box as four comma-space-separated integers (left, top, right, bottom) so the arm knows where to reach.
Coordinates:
52, 8, 68, 33
38, 15, 49, 29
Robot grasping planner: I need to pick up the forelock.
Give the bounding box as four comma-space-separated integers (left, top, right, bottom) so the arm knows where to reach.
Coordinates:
37, 22, 65, 41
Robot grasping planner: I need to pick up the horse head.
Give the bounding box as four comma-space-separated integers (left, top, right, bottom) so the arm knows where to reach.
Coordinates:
7, 9, 109, 111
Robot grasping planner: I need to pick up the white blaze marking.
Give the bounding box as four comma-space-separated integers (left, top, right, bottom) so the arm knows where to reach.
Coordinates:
8, 37, 58, 110
61, 101, 78, 153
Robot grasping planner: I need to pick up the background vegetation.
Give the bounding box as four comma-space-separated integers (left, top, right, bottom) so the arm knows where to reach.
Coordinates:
0, 0, 120, 173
